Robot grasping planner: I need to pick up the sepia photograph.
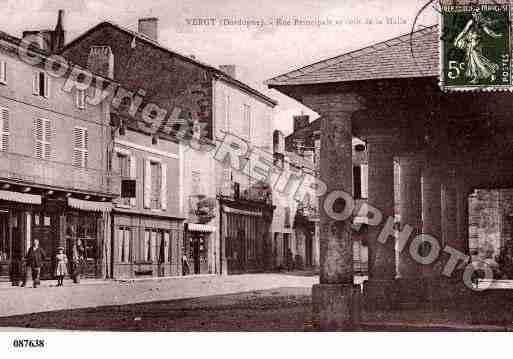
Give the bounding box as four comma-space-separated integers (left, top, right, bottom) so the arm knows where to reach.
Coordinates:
0, 0, 512, 357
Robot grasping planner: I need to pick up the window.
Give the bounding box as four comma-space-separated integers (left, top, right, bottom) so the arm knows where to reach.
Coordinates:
150, 162, 162, 209
144, 159, 167, 210
33, 71, 49, 98
72, 127, 88, 167
243, 104, 251, 139
0, 107, 8, 152
34, 118, 51, 159
0, 61, 6, 85
117, 153, 131, 206
160, 231, 170, 263
142, 229, 163, 263
117, 227, 131, 263
76, 89, 86, 109
284, 207, 291, 228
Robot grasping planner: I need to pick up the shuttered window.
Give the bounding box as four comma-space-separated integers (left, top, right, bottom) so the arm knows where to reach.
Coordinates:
117, 227, 131, 263
73, 127, 88, 167
0, 107, 8, 152
150, 161, 162, 209
0, 61, 6, 84
34, 118, 51, 159
117, 153, 131, 206
76, 89, 86, 109
33, 71, 49, 98
144, 159, 166, 210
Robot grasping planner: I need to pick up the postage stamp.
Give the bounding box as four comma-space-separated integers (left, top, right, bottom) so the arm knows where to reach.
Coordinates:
439, 2, 512, 91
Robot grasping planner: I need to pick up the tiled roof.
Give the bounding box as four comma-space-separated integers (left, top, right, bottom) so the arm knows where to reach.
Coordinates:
266, 25, 438, 86
62, 21, 277, 106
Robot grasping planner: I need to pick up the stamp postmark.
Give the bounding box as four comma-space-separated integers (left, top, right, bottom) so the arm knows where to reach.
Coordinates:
439, 1, 512, 91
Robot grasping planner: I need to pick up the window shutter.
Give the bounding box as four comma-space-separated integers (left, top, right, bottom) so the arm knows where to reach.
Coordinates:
73, 127, 88, 167
151, 231, 157, 262
43, 73, 50, 98
0, 107, 8, 152
76, 89, 85, 109
33, 118, 43, 159
130, 155, 136, 207
0, 61, 6, 84
361, 164, 369, 199
43, 119, 51, 159
144, 230, 150, 261
161, 163, 167, 210
143, 159, 151, 208
117, 228, 123, 262
32, 73, 39, 95
164, 232, 170, 263
124, 230, 131, 263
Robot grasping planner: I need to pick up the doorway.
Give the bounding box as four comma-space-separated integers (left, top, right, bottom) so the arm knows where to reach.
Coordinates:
0, 211, 10, 279
188, 232, 208, 274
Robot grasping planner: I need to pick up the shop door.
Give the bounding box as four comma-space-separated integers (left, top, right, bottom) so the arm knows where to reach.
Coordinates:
0, 211, 10, 279
157, 231, 171, 277
32, 213, 57, 280
189, 233, 208, 275
66, 213, 99, 278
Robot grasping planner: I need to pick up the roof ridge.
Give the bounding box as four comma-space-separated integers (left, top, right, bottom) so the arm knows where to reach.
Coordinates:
62, 21, 277, 106
266, 24, 438, 85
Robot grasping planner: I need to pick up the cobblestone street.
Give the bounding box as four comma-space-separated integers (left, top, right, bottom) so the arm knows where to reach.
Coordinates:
0, 274, 318, 318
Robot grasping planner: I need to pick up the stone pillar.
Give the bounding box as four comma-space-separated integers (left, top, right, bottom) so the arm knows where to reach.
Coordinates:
442, 167, 458, 249
305, 93, 362, 329
366, 133, 396, 280
398, 154, 423, 278
421, 158, 442, 277
455, 176, 470, 255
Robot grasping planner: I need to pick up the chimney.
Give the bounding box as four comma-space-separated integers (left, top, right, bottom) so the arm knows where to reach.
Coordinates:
22, 30, 53, 52
293, 115, 309, 132
87, 46, 114, 79
52, 9, 65, 52
219, 65, 236, 79
138, 17, 158, 42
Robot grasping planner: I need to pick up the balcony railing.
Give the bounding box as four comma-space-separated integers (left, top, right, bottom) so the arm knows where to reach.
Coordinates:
0, 151, 120, 196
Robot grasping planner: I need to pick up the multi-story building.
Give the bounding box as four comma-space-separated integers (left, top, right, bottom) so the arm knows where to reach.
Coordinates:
61, 17, 277, 276
0, 28, 118, 282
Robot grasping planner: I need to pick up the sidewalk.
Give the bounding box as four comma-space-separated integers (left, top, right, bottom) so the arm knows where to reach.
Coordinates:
0, 273, 318, 318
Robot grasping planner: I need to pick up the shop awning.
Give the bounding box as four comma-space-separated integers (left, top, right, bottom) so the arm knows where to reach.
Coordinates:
68, 198, 112, 212
187, 223, 216, 232
0, 190, 41, 204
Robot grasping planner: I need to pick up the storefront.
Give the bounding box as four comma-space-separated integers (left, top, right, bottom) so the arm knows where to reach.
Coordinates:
220, 198, 274, 274
184, 223, 216, 275
111, 210, 183, 279
0, 190, 112, 283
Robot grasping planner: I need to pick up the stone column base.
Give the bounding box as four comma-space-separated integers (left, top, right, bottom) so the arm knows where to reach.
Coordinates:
312, 283, 361, 330
363, 280, 397, 311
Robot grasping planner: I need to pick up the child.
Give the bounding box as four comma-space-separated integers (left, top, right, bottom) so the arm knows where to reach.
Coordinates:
55, 246, 68, 287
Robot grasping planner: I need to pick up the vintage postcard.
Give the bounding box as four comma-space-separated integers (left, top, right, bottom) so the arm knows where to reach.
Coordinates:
0, 0, 511, 358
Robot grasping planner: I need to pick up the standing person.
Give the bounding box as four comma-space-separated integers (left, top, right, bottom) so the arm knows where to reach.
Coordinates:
71, 239, 85, 283
182, 253, 190, 276
22, 239, 47, 288
55, 246, 68, 287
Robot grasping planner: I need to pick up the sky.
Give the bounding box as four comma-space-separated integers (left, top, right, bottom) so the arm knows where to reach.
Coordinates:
0, 0, 437, 135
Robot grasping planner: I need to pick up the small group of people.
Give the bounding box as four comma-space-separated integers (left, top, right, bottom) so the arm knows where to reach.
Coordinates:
21, 239, 85, 288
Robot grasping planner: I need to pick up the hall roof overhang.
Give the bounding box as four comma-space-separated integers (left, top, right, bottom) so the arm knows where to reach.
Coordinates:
266, 25, 513, 158
266, 25, 439, 97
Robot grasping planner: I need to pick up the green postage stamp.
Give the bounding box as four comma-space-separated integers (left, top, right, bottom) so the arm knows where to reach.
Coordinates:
440, 2, 512, 91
